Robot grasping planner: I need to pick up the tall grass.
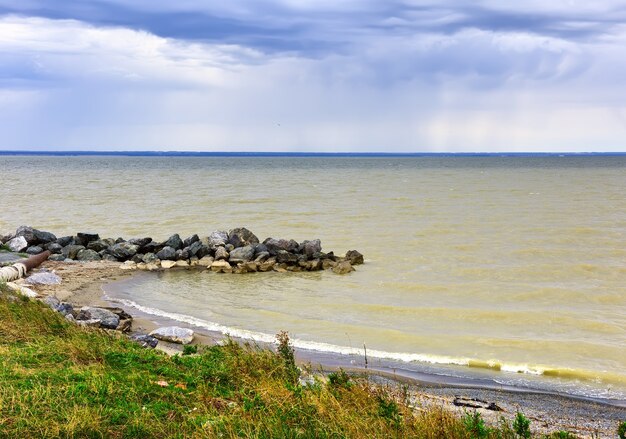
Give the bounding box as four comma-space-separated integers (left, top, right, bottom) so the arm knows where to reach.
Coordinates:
0, 295, 596, 438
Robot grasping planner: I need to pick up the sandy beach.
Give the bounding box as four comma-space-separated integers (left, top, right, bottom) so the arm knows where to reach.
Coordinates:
28, 260, 625, 439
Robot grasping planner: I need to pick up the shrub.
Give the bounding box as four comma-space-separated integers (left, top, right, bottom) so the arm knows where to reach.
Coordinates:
328, 369, 352, 389
513, 412, 531, 438
464, 411, 489, 439
182, 345, 198, 355
275, 331, 299, 384
618, 421, 626, 439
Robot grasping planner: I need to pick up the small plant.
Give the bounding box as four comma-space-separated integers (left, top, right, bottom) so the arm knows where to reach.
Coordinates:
328, 369, 352, 389
275, 331, 299, 384
0, 243, 10, 251
377, 395, 401, 426
182, 345, 198, 355
513, 411, 531, 438
463, 411, 489, 439
618, 421, 626, 439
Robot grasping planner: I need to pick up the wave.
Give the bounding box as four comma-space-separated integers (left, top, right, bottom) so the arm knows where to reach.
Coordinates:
110, 297, 626, 391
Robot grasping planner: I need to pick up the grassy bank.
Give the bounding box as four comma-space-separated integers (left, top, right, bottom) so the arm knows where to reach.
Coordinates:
0, 287, 617, 438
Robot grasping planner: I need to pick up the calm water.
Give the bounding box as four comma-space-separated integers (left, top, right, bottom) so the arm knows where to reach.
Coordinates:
2, 155, 625, 400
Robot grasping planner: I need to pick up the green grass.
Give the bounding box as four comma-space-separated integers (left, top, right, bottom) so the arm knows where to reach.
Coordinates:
0, 294, 606, 438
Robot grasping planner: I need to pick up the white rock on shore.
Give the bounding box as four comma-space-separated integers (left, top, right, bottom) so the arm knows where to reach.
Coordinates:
149, 326, 194, 344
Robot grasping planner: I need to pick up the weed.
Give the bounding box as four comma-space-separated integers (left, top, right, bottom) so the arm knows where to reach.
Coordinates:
182, 345, 198, 356
464, 410, 489, 439
618, 421, 626, 439
328, 369, 352, 389
513, 412, 531, 438
546, 431, 577, 438
275, 330, 299, 384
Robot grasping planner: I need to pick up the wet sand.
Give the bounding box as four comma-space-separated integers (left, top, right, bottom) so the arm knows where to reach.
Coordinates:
31, 261, 626, 438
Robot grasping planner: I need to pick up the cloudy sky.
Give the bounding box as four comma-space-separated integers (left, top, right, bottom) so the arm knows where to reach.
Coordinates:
1, 1, 625, 152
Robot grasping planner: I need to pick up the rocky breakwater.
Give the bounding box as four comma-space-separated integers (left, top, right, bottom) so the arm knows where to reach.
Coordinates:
1, 226, 364, 275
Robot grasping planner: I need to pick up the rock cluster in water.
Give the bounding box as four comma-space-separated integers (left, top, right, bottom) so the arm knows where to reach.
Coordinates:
1, 226, 364, 274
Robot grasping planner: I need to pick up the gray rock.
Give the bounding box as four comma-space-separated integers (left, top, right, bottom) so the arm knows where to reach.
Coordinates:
76, 249, 102, 261
87, 238, 114, 252
332, 261, 355, 275
101, 254, 119, 262
56, 236, 74, 247
33, 229, 57, 244
77, 318, 101, 327
48, 254, 65, 261
0, 252, 23, 266
130, 334, 158, 348
46, 242, 63, 254
128, 237, 152, 247
142, 252, 158, 264
276, 250, 298, 264
57, 302, 74, 316
149, 326, 194, 344
42, 295, 60, 310
187, 240, 203, 257
164, 234, 183, 250
179, 248, 190, 260
62, 244, 85, 259
141, 241, 161, 253
264, 238, 298, 255
255, 243, 268, 255
26, 245, 44, 255
15, 226, 38, 245
254, 251, 270, 263
183, 234, 199, 248
75, 233, 100, 247
228, 245, 256, 263
65, 314, 76, 323
109, 242, 139, 261
301, 239, 322, 259
131, 253, 144, 264
25, 271, 62, 285
76, 306, 120, 329
228, 227, 259, 248
156, 246, 176, 261
207, 231, 228, 250
214, 246, 229, 260
345, 250, 364, 265
196, 244, 211, 258
7, 236, 28, 252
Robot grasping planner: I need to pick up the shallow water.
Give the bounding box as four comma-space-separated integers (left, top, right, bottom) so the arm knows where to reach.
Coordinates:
2, 155, 625, 400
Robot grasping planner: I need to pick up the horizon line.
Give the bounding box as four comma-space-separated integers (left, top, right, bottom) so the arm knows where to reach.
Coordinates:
1, 150, 626, 157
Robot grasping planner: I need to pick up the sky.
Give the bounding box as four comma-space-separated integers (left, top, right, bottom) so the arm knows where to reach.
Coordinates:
0, 1, 625, 152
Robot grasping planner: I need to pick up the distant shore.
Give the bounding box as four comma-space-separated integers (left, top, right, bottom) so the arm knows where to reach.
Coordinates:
33, 259, 625, 439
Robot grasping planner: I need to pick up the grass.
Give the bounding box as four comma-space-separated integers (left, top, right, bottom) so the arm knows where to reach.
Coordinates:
0, 294, 617, 438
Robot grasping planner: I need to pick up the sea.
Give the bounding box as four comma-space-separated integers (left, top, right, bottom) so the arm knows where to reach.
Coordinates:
1, 153, 625, 403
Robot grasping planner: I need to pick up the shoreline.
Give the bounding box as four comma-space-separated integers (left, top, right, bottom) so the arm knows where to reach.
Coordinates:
34, 260, 625, 438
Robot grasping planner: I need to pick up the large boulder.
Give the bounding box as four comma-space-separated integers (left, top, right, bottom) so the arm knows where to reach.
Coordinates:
183, 234, 199, 248
345, 250, 364, 265
128, 237, 152, 248
214, 246, 229, 261
109, 242, 139, 261
62, 244, 85, 259
156, 246, 176, 261
207, 231, 228, 250
276, 250, 298, 264
75, 233, 100, 247
45, 242, 63, 254
77, 306, 120, 329
56, 236, 74, 247
149, 326, 194, 344
332, 261, 355, 275
76, 249, 102, 261
264, 238, 298, 255
25, 271, 62, 285
14, 226, 38, 245
187, 241, 203, 257
33, 229, 57, 244
300, 239, 322, 259
228, 227, 259, 248
228, 245, 256, 263
87, 238, 114, 252
26, 246, 44, 255
164, 234, 183, 250
7, 236, 28, 252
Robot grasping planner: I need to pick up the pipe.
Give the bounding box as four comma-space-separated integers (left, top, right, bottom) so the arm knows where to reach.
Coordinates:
0, 250, 51, 283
